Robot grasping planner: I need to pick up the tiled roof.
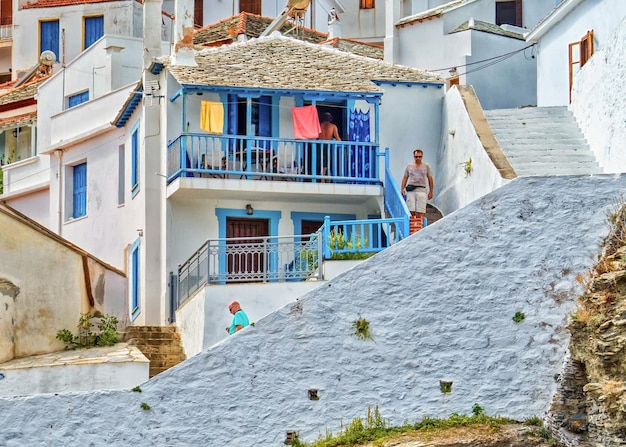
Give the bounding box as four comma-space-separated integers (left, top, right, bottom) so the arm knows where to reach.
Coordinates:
321, 37, 384, 60
0, 112, 37, 127
22, 0, 120, 8
194, 12, 328, 46
0, 75, 50, 106
450, 20, 525, 40
396, 0, 475, 27
161, 35, 443, 93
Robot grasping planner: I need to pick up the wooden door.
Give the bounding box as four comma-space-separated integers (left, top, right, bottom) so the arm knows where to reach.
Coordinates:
226, 217, 269, 281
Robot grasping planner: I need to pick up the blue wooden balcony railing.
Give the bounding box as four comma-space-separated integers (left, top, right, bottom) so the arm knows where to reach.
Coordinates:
383, 148, 411, 239
166, 133, 380, 184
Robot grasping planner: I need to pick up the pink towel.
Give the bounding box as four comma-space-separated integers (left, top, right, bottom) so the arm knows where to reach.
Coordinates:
292, 105, 321, 140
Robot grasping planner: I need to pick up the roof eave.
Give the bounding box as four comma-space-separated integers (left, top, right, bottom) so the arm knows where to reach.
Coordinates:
526, 0, 584, 42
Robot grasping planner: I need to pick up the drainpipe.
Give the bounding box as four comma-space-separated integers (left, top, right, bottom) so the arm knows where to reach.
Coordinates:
55, 149, 63, 236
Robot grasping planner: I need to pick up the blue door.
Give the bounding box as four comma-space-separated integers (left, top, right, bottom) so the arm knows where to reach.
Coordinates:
40, 20, 59, 62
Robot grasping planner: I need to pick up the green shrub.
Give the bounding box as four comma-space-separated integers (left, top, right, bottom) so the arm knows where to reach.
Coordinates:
56, 313, 119, 350
328, 230, 374, 261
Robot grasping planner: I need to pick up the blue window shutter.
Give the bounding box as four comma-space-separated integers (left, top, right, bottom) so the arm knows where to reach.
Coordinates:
40, 20, 59, 62
73, 163, 87, 218
84, 16, 104, 49
131, 238, 140, 319
131, 125, 139, 192
68, 91, 89, 108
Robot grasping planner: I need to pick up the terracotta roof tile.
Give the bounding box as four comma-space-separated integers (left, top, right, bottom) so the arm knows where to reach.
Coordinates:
161, 34, 443, 93
194, 12, 328, 46
0, 111, 37, 126
22, 0, 121, 8
0, 75, 51, 106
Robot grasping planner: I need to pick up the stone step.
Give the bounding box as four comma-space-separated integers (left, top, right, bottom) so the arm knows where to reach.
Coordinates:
124, 325, 186, 378
124, 325, 177, 334
125, 331, 181, 341
484, 106, 570, 117
514, 165, 603, 176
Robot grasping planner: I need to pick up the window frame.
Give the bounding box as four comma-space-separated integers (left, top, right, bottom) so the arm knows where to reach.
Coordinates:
39, 19, 60, 62
67, 90, 89, 109
131, 121, 140, 197
83, 15, 104, 50
130, 237, 141, 321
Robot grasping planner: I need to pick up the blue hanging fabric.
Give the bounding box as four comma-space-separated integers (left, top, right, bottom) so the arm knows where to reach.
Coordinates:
348, 108, 371, 182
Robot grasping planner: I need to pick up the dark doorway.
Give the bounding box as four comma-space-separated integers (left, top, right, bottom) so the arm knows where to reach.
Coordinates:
301, 220, 323, 240
226, 217, 269, 281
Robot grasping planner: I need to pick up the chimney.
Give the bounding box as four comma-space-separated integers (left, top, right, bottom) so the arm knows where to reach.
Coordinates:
143, 0, 163, 69
384, 0, 400, 63
327, 8, 342, 39
172, 0, 198, 66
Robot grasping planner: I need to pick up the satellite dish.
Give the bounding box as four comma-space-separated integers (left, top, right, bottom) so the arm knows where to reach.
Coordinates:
39, 50, 56, 66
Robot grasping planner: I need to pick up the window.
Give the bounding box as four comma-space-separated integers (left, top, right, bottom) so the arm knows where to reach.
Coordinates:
131, 123, 139, 196
68, 91, 89, 108
360, 0, 375, 9
239, 0, 261, 15
40, 19, 59, 62
72, 163, 87, 218
118, 144, 125, 205
194, 0, 203, 27
130, 238, 140, 320
83, 16, 104, 49
568, 30, 594, 102
495, 0, 522, 27
0, 0, 12, 26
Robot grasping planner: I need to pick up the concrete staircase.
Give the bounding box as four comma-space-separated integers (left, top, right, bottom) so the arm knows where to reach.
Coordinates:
483, 106, 602, 176
124, 326, 186, 378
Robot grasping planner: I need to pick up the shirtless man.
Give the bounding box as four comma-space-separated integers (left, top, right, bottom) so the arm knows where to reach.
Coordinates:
318, 112, 340, 182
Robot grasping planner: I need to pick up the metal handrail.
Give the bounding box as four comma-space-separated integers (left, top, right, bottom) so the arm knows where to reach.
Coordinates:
383, 147, 410, 239
166, 133, 380, 184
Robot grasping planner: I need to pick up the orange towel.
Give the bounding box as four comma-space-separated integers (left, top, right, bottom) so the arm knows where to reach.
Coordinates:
200, 101, 224, 133
291, 105, 321, 140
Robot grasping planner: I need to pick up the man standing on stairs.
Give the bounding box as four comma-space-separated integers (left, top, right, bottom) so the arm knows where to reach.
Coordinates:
226, 301, 250, 335
401, 149, 434, 217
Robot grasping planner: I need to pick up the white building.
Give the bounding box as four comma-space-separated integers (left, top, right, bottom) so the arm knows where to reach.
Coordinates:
526, 0, 626, 107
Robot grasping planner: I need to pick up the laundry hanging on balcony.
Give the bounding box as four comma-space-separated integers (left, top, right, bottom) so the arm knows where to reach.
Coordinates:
200, 101, 224, 133
291, 105, 321, 139
348, 107, 372, 180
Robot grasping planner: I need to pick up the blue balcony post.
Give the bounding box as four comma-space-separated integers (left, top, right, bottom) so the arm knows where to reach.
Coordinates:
323, 215, 331, 260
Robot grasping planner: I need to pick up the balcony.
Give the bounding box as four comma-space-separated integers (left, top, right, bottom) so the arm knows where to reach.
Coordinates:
167, 133, 380, 184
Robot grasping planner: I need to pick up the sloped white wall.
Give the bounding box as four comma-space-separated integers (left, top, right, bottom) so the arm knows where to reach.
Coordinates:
1, 174, 624, 445
571, 17, 626, 173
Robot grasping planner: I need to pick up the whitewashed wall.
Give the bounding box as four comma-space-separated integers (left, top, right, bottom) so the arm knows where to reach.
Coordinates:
2, 189, 50, 228
378, 83, 444, 191
530, 0, 626, 107
435, 86, 507, 214
1, 175, 625, 445
570, 17, 626, 173
13, 1, 142, 75
466, 31, 536, 109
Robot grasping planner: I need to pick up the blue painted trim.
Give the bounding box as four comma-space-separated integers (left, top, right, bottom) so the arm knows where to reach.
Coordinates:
219, 93, 228, 133
215, 208, 282, 282
181, 84, 382, 101
130, 237, 141, 321
290, 211, 356, 235
72, 162, 87, 218
170, 88, 183, 102
372, 80, 445, 88
150, 63, 164, 75
271, 96, 279, 137
131, 121, 140, 198
295, 96, 304, 107
215, 208, 281, 238
114, 89, 143, 128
